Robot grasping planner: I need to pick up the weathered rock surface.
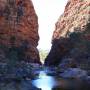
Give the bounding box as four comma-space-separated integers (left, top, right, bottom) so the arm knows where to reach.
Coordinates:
0, 0, 40, 63
60, 68, 87, 79
0, 80, 41, 90
45, 0, 90, 71
52, 0, 90, 39
45, 37, 73, 66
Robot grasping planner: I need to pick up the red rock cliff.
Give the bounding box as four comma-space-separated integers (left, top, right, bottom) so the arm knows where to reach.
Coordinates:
45, 0, 90, 67
0, 0, 40, 63
53, 0, 90, 39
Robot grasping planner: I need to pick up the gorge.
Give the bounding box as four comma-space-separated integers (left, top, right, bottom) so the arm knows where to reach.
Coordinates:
0, 0, 90, 90
45, 0, 90, 68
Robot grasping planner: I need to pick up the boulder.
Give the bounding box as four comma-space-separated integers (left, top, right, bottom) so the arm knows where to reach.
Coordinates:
60, 68, 88, 79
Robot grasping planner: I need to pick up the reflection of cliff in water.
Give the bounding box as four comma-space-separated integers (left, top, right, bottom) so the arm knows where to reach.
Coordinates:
32, 70, 90, 90
0, 63, 90, 90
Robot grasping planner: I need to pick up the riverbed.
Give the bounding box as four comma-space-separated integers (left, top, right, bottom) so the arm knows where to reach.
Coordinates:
0, 63, 90, 90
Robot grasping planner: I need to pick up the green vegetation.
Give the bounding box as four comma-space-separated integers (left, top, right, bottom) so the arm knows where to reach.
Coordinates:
39, 49, 49, 63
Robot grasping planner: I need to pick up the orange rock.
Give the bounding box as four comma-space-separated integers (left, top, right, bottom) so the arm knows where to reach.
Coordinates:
45, 0, 90, 66
53, 0, 90, 40
0, 0, 40, 63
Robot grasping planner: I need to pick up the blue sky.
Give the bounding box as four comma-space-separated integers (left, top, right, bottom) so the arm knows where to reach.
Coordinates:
32, 0, 68, 50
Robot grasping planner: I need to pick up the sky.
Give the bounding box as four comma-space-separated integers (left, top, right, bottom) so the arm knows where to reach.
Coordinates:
32, 0, 68, 50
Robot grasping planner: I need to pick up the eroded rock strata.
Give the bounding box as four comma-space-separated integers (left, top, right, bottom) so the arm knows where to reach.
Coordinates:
0, 0, 40, 63
45, 0, 90, 71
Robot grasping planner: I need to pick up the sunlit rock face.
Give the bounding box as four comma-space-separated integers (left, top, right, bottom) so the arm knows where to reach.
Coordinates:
0, 0, 40, 63
45, 0, 90, 69
52, 0, 90, 39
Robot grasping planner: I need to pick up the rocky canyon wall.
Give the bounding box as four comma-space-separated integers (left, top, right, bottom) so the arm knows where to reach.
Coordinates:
52, 0, 90, 39
45, 0, 90, 70
0, 0, 40, 63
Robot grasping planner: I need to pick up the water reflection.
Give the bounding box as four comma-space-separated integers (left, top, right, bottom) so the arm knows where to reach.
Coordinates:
32, 71, 58, 90
32, 71, 87, 90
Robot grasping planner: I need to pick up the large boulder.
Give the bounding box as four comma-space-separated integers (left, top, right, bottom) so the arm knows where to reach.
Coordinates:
0, 0, 40, 63
60, 68, 88, 79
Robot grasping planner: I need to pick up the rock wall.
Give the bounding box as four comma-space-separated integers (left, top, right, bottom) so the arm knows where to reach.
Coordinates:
52, 0, 90, 39
0, 0, 40, 63
45, 0, 90, 69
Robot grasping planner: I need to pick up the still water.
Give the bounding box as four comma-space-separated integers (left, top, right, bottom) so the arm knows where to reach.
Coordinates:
32, 71, 88, 90
32, 71, 59, 90
32, 71, 76, 90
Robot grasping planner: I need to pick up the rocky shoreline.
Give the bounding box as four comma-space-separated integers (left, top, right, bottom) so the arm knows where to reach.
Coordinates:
0, 62, 90, 90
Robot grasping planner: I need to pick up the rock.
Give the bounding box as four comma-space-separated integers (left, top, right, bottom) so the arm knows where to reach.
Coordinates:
45, 37, 73, 66
58, 58, 77, 72
44, 0, 90, 69
52, 0, 90, 39
44, 67, 58, 76
0, 62, 42, 80
86, 76, 90, 84
60, 68, 88, 79
0, 0, 40, 63
0, 80, 41, 90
